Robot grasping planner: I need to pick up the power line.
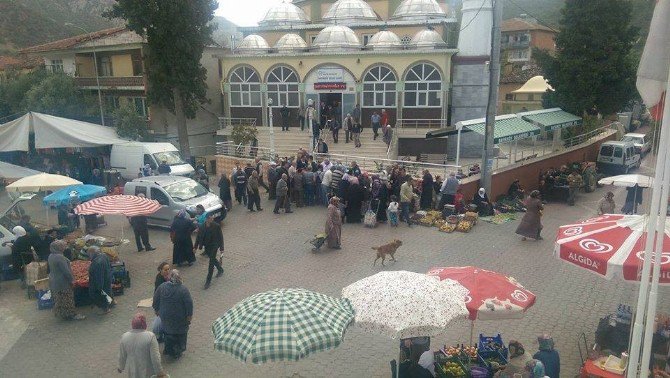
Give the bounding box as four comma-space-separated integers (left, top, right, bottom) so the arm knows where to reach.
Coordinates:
506, 0, 559, 32
460, 0, 488, 32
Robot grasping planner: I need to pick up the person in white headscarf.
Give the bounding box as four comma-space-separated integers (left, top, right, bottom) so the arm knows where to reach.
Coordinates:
472, 188, 493, 216
418, 350, 436, 376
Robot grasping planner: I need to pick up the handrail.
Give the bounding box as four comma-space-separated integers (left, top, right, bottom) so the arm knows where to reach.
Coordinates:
218, 117, 257, 129
395, 119, 448, 134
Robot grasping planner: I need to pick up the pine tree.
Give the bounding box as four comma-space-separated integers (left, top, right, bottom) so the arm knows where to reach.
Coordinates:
536, 0, 638, 117
106, 0, 217, 159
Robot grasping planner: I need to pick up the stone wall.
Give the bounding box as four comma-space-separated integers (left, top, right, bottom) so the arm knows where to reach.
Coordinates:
450, 59, 490, 125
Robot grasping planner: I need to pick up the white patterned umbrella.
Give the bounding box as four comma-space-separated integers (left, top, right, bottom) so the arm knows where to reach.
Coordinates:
341, 271, 469, 339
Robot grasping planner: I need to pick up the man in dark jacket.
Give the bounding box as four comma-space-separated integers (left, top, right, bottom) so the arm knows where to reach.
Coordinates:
157, 160, 171, 174
88, 246, 113, 314
153, 269, 193, 359
129, 194, 155, 252
267, 162, 278, 200
280, 105, 290, 131
194, 214, 224, 290
233, 168, 248, 205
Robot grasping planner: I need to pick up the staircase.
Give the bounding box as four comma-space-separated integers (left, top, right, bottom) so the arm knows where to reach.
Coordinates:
254, 127, 389, 160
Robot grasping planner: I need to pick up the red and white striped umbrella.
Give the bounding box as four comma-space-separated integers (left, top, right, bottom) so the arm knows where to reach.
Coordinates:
74, 195, 162, 217
554, 214, 670, 284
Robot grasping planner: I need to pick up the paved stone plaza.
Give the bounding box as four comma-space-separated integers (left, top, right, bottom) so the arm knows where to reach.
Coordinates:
1, 173, 668, 378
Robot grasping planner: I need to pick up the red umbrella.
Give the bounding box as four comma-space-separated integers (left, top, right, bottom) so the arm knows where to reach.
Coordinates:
74, 195, 162, 217
427, 266, 537, 321
554, 214, 670, 284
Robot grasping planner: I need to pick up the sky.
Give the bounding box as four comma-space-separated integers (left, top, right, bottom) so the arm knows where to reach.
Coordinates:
216, 0, 284, 26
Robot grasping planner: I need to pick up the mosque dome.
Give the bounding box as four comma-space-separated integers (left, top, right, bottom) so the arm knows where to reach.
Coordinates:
392, 0, 447, 20
236, 35, 270, 53
259, 2, 310, 26
411, 28, 447, 49
274, 33, 308, 52
366, 30, 402, 50
312, 25, 361, 51
322, 0, 379, 24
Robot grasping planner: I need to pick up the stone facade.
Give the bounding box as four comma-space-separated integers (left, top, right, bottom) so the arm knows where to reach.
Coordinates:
450, 60, 490, 125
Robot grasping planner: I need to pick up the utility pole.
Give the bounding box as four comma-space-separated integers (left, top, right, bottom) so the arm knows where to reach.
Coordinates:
480, 0, 502, 193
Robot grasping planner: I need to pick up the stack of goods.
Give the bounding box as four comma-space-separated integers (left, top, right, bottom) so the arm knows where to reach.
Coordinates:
71, 260, 91, 288
494, 198, 526, 213
439, 215, 459, 233
456, 220, 474, 233
111, 261, 130, 296
65, 234, 120, 262
435, 348, 469, 378
37, 289, 54, 310
478, 334, 508, 375
419, 211, 443, 227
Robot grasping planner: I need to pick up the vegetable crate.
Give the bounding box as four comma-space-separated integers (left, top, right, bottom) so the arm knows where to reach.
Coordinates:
37, 290, 54, 310
111, 262, 131, 288
435, 355, 471, 378
478, 334, 508, 359
477, 350, 508, 377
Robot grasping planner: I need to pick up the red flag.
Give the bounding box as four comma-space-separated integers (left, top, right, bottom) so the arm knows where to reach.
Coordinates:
636, 0, 670, 120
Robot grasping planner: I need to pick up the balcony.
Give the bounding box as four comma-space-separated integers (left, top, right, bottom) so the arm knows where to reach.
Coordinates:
502, 40, 530, 49
74, 76, 145, 90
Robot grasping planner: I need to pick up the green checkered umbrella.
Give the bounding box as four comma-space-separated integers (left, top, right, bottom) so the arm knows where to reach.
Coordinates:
212, 288, 354, 364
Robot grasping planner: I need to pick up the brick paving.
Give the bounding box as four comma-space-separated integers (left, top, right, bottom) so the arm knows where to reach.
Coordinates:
0, 174, 668, 378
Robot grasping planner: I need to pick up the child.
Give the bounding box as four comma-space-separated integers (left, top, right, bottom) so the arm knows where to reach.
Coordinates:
387, 195, 399, 227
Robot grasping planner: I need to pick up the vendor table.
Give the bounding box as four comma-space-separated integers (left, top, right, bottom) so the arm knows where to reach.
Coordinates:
580, 359, 623, 378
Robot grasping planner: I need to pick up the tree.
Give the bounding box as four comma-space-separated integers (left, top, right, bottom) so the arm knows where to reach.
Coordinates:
106, 0, 217, 160
0, 69, 48, 120
114, 104, 147, 141
535, 0, 638, 118
21, 73, 97, 120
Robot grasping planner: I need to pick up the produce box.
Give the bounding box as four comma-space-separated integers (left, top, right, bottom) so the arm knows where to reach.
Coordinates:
71, 260, 91, 288
1, 263, 20, 281
436, 357, 470, 378
25, 261, 48, 284
112, 282, 124, 296
477, 350, 508, 376
478, 333, 508, 360
37, 290, 54, 310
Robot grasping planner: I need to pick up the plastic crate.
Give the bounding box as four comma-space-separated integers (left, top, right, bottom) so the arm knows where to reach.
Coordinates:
1, 264, 20, 281
436, 356, 471, 378
113, 270, 131, 288
37, 290, 54, 310
478, 334, 508, 359
477, 350, 508, 376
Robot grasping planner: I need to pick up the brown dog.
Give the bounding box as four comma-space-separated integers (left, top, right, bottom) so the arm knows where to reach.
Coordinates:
372, 239, 403, 266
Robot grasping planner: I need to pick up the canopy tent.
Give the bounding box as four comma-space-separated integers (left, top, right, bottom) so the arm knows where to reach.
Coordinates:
519, 108, 582, 131
425, 114, 541, 143
0, 112, 129, 152
0, 161, 42, 181
510, 75, 553, 94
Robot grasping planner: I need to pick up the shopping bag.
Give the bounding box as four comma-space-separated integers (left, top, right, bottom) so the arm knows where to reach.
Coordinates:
101, 290, 113, 305
364, 203, 377, 228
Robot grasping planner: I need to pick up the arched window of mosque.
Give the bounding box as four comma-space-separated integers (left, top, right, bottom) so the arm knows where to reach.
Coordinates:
363, 66, 396, 108
404, 63, 442, 108
267, 66, 299, 107
229, 66, 262, 107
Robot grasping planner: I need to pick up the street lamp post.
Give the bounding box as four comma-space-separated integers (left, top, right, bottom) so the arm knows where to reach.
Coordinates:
268, 97, 275, 158
65, 23, 105, 126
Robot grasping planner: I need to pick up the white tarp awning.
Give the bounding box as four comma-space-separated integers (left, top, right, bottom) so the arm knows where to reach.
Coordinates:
0, 112, 129, 152
0, 161, 42, 180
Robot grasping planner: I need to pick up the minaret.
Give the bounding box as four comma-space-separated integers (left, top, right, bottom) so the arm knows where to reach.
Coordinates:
450, 0, 494, 124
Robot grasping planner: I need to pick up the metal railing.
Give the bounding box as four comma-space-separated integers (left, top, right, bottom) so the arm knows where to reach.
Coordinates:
563, 124, 615, 148
395, 119, 448, 134
215, 141, 458, 177
217, 117, 257, 129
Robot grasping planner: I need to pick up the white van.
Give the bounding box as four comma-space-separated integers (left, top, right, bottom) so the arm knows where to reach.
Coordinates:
110, 142, 194, 180
596, 140, 641, 174
124, 176, 224, 227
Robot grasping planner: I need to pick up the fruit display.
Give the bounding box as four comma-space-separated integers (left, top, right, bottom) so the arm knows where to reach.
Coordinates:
101, 247, 119, 262
463, 212, 478, 224
71, 260, 91, 287
439, 223, 457, 233
439, 361, 467, 377
446, 215, 459, 224
462, 345, 477, 359
456, 220, 473, 232
434, 219, 447, 228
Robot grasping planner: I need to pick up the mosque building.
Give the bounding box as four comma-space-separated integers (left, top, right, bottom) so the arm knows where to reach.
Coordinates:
218, 0, 493, 129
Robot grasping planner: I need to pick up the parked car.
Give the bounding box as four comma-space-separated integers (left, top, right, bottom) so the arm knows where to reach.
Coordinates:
596, 140, 641, 174
621, 133, 651, 155
124, 176, 224, 228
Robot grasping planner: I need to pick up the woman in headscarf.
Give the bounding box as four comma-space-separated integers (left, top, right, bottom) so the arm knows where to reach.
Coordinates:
152, 269, 193, 359
371, 174, 389, 222
118, 313, 166, 378
48, 240, 86, 321
345, 176, 365, 223
525, 360, 549, 378
516, 190, 544, 241
420, 169, 434, 210
325, 197, 342, 249
170, 210, 196, 266
472, 188, 493, 216
533, 335, 560, 378
597, 191, 616, 215
495, 341, 532, 377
